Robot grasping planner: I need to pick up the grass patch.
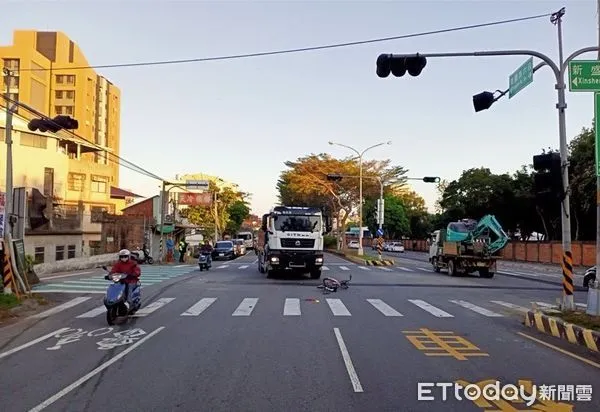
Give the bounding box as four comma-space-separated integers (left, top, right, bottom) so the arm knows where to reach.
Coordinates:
549, 310, 600, 331
0, 293, 20, 309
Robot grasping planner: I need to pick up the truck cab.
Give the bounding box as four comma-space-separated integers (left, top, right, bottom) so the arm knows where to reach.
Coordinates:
257, 206, 330, 279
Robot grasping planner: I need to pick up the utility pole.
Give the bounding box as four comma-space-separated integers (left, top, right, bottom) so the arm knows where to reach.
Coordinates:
3, 69, 14, 294
214, 191, 218, 242
159, 180, 166, 264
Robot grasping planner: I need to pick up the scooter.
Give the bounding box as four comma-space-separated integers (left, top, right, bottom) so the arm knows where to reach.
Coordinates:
198, 252, 212, 271
584, 266, 597, 289
131, 248, 154, 265
102, 266, 142, 325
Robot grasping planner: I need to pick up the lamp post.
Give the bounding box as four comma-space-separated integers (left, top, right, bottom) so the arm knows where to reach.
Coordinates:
328, 141, 392, 256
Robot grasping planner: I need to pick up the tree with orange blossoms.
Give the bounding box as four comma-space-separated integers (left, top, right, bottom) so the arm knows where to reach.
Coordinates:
277, 153, 407, 247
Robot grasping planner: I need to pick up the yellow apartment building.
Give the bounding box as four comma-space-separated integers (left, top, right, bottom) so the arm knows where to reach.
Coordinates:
1, 30, 122, 260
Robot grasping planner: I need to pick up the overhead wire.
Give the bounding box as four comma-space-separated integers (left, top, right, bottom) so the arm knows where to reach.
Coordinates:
17, 12, 553, 72
1, 95, 166, 182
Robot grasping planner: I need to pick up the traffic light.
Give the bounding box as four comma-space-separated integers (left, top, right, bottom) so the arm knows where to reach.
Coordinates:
28, 115, 79, 133
422, 176, 440, 183
29, 188, 50, 230
472, 91, 496, 112
376, 54, 427, 78
326, 174, 343, 181
532, 152, 563, 200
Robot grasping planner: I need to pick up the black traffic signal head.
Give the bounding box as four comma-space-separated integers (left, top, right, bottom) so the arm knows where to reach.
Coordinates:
533, 152, 561, 172
422, 176, 440, 183
473, 91, 496, 112
532, 152, 563, 201
29, 188, 50, 230
28, 115, 79, 133
326, 174, 343, 182
376, 54, 427, 78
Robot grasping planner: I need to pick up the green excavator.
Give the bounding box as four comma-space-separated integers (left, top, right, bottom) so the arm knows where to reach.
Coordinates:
429, 214, 510, 278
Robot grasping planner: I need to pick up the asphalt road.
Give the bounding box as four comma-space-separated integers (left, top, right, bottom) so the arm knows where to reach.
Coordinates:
0, 252, 598, 411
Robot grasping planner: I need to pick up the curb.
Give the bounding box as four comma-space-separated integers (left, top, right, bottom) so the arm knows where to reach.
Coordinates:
524, 310, 600, 353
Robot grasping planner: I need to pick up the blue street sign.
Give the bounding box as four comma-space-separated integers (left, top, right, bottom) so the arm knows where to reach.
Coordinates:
376, 228, 384, 237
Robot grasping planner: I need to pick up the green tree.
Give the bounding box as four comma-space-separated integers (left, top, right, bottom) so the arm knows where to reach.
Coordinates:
568, 125, 595, 240
363, 194, 410, 239
225, 200, 250, 235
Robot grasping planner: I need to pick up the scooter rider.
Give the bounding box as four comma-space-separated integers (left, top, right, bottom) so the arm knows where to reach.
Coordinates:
108, 249, 141, 304
200, 240, 213, 264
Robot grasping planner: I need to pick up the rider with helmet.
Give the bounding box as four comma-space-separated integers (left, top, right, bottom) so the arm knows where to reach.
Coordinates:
108, 249, 141, 305
199, 240, 213, 264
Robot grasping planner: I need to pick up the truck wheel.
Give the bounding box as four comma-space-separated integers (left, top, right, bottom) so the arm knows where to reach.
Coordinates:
447, 260, 457, 277
310, 269, 322, 279
479, 268, 494, 278
432, 257, 441, 273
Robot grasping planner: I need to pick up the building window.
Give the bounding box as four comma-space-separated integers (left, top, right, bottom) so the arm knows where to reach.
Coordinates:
3, 58, 20, 72
55, 90, 63, 99
68, 173, 85, 191
91, 206, 108, 222
91, 175, 108, 193
55, 74, 75, 85
55, 105, 74, 115
65, 90, 75, 99
89, 240, 102, 256
34, 247, 45, 264
67, 244, 76, 259
55, 245, 65, 261
19, 132, 47, 149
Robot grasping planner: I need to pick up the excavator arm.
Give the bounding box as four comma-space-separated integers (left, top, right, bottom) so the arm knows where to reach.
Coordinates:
444, 214, 509, 256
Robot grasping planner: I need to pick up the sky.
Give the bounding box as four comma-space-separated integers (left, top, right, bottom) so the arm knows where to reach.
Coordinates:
1, 0, 599, 215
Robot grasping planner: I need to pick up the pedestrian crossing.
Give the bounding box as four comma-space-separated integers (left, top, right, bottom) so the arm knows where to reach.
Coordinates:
29, 295, 588, 321
32, 265, 197, 294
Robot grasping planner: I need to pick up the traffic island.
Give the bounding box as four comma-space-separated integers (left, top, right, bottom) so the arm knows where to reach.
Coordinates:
524, 309, 600, 353
325, 249, 394, 266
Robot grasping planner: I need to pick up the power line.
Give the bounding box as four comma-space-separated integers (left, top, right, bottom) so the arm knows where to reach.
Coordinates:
18, 12, 552, 72
1, 95, 166, 182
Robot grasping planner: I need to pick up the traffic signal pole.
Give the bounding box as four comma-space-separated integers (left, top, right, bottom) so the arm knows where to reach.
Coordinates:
2, 68, 14, 294
596, 0, 600, 293
376, 9, 600, 310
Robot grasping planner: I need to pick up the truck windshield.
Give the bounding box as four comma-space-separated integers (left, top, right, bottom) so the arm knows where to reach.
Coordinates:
237, 233, 252, 241
274, 215, 321, 232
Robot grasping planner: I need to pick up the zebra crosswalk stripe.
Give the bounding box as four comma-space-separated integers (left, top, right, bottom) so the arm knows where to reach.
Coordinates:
132, 298, 175, 317
449, 300, 503, 317
367, 299, 403, 316
181, 298, 217, 316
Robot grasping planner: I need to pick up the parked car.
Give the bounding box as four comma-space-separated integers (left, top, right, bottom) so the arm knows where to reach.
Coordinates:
348, 240, 359, 249
388, 242, 405, 253
584, 266, 596, 289
212, 241, 235, 260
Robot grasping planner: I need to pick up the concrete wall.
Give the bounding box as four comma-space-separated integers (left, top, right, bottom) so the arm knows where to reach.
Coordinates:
33, 252, 116, 276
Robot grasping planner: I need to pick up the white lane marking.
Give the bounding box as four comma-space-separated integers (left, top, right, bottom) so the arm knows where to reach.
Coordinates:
322, 266, 330, 271
326, 298, 351, 316
339, 266, 350, 271
181, 298, 217, 316
251, 258, 258, 264
377, 267, 393, 272
0, 327, 71, 360
409, 299, 454, 317
30, 289, 105, 294
217, 265, 229, 269
232, 298, 258, 316
333, 328, 364, 393
28, 297, 91, 319
398, 267, 414, 272
28, 326, 165, 412
174, 264, 188, 268
417, 267, 430, 271
40, 271, 94, 280
534, 301, 555, 308
283, 298, 301, 316
358, 266, 370, 271
239, 265, 249, 269
366, 299, 403, 317
131, 298, 175, 317
450, 300, 504, 317
76, 306, 106, 318
490, 300, 528, 312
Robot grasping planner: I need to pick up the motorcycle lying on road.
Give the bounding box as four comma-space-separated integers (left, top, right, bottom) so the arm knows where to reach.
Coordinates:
102, 266, 142, 325
198, 252, 212, 271
131, 248, 154, 265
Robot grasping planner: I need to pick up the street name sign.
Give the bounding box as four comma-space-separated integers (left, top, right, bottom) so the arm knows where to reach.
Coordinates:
185, 180, 209, 190
509, 57, 533, 98
568, 60, 600, 92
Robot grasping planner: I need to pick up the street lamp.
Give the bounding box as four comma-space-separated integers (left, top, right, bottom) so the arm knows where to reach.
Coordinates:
328, 140, 392, 256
